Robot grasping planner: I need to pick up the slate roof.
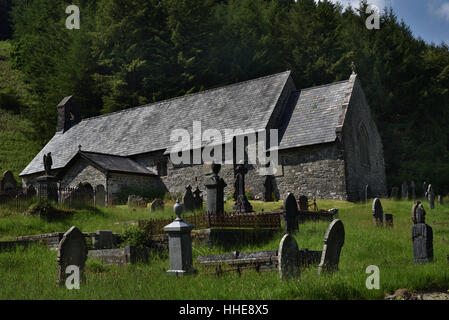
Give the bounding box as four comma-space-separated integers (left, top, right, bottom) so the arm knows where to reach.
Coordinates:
277, 79, 352, 150
20, 71, 292, 176
76, 151, 157, 175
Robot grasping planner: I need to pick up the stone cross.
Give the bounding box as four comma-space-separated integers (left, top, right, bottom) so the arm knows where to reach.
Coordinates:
401, 181, 408, 200
283, 193, 299, 234
183, 185, 195, 212
372, 198, 384, 226
263, 175, 274, 202
278, 234, 300, 280
164, 200, 197, 276
318, 219, 345, 274
426, 184, 435, 209
57, 226, 88, 285
233, 164, 253, 213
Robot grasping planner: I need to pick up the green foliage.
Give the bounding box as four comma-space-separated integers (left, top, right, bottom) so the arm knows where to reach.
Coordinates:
121, 225, 153, 248
27, 198, 73, 221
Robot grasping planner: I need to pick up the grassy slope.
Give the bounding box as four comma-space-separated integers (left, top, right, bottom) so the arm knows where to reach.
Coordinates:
0, 41, 41, 182
0, 198, 448, 299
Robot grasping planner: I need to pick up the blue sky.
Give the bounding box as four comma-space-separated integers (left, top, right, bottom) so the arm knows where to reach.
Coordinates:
322, 0, 449, 46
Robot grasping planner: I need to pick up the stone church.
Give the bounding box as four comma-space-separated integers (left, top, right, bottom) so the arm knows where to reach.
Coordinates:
20, 70, 388, 204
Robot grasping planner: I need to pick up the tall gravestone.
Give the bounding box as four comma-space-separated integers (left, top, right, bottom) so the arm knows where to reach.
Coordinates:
283, 193, 299, 234
411, 202, 433, 263
318, 219, 345, 274
183, 185, 195, 212
205, 163, 227, 215
426, 184, 435, 209
391, 187, 399, 200
401, 181, 408, 200
263, 175, 274, 202
422, 182, 428, 198
164, 200, 197, 276
193, 186, 203, 210
278, 234, 300, 280
364, 185, 370, 203
298, 195, 308, 211
233, 164, 253, 213
410, 181, 416, 200
372, 198, 384, 226
57, 226, 88, 285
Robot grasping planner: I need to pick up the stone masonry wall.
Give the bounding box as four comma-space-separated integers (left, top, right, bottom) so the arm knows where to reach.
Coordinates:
107, 172, 165, 202
60, 158, 107, 189
342, 79, 388, 201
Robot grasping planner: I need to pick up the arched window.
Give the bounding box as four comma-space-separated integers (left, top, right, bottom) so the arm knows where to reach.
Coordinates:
358, 124, 370, 167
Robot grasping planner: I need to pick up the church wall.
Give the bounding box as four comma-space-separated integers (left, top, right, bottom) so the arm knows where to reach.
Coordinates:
60, 158, 107, 189
342, 79, 388, 201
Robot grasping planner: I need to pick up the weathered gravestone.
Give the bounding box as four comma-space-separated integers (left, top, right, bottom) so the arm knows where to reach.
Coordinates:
318, 219, 345, 274
411, 203, 433, 263
438, 195, 443, 205
298, 195, 308, 211
0, 170, 17, 194
410, 181, 416, 200
205, 163, 227, 215
372, 198, 384, 226
150, 199, 164, 212
193, 186, 203, 210
278, 234, 300, 280
283, 193, 298, 234
183, 185, 195, 212
391, 187, 399, 200
127, 195, 146, 207
57, 226, 88, 285
364, 185, 370, 203
164, 200, 197, 276
263, 175, 274, 202
426, 184, 435, 209
401, 181, 408, 200
422, 182, 428, 198
92, 230, 114, 249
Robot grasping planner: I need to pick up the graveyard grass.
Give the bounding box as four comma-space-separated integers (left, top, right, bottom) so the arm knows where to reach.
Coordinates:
1, 199, 449, 299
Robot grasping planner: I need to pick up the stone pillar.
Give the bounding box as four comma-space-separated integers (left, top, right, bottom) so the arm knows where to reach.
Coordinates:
164, 200, 197, 276
36, 175, 59, 203
205, 163, 227, 215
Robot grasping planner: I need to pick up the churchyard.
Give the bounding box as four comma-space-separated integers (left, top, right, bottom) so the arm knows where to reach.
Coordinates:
1, 196, 449, 300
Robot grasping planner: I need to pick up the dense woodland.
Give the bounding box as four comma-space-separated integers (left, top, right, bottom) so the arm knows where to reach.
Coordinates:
0, 0, 448, 193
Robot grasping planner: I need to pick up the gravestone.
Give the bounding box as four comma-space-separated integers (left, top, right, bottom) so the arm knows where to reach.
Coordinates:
57, 226, 88, 285
1, 170, 17, 195
278, 234, 300, 280
127, 195, 146, 207
401, 181, 408, 200
410, 181, 416, 200
92, 230, 114, 249
411, 203, 433, 263
164, 200, 197, 276
233, 164, 253, 213
183, 185, 195, 212
391, 187, 399, 200
193, 186, 203, 210
438, 195, 443, 205
372, 198, 384, 226
205, 163, 227, 215
263, 175, 274, 202
422, 182, 428, 198
283, 193, 298, 234
426, 184, 435, 209
364, 184, 370, 203
150, 199, 164, 212
318, 219, 345, 274
298, 195, 308, 211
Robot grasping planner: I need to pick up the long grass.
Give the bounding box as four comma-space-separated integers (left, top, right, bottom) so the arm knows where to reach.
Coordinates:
1, 198, 449, 299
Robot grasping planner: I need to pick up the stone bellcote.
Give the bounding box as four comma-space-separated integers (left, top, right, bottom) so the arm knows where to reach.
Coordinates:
56, 96, 81, 133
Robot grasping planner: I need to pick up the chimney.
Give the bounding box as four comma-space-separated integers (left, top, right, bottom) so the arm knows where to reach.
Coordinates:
56, 96, 81, 133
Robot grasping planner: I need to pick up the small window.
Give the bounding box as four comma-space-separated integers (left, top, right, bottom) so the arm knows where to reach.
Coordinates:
358, 124, 370, 168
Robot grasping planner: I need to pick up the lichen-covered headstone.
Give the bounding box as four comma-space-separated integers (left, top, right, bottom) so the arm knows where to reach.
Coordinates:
318, 219, 345, 274
278, 234, 300, 280
57, 226, 88, 285
298, 195, 308, 211
183, 185, 195, 212
372, 198, 384, 226
150, 199, 164, 212
283, 193, 298, 234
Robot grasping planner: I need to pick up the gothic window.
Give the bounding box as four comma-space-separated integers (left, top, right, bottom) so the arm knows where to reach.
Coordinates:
358, 123, 370, 168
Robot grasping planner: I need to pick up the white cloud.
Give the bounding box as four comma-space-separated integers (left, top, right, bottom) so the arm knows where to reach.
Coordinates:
434, 2, 449, 22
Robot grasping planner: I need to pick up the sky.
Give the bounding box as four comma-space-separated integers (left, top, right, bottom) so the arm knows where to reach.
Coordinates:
319, 0, 449, 46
